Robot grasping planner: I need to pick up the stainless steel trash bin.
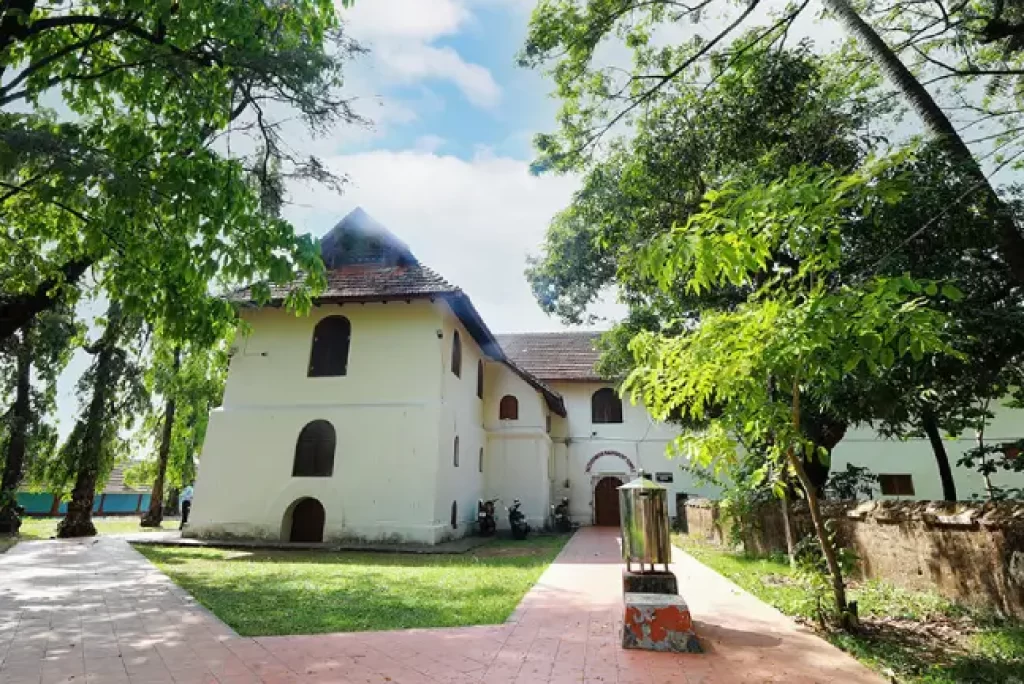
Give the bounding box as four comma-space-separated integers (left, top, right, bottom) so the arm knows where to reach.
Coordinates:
619, 472, 671, 573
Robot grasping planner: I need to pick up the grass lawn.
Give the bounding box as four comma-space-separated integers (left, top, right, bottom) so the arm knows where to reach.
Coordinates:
135, 534, 569, 636
674, 534, 1024, 683
0, 516, 173, 553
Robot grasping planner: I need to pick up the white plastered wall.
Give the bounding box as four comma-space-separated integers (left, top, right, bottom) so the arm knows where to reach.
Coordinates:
435, 304, 487, 540
551, 382, 719, 525
482, 361, 552, 529
188, 301, 449, 544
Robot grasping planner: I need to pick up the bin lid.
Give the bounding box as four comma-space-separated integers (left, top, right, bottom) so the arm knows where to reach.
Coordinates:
618, 472, 666, 490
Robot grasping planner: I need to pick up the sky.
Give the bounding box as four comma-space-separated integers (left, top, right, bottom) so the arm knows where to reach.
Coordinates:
280, 0, 589, 335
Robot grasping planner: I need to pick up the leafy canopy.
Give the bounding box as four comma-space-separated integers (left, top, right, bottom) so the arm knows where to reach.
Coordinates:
0, 0, 360, 342
623, 160, 959, 479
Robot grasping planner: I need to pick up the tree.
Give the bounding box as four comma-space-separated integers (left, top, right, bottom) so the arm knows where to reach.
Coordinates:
527, 41, 897, 487
0, 0, 363, 344
523, 4, 1024, 500
51, 302, 147, 537
521, 0, 1024, 287
624, 160, 957, 628
140, 345, 180, 528
0, 304, 79, 533
821, 0, 1024, 288
138, 331, 230, 527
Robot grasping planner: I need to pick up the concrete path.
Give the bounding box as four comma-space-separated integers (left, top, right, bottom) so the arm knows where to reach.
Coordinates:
0, 529, 884, 683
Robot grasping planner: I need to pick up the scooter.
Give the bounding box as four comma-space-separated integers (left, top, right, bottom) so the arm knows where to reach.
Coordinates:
550, 497, 573, 533
508, 499, 530, 540
477, 498, 498, 536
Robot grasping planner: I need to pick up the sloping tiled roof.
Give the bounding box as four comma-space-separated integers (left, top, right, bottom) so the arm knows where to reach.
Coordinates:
230, 263, 458, 304
496, 332, 607, 382
104, 465, 147, 493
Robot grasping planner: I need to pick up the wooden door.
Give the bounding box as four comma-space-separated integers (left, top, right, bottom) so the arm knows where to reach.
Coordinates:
290, 498, 325, 543
594, 477, 622, 526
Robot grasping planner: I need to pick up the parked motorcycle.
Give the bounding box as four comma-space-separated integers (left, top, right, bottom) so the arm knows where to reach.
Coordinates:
477, 498, 498, 536
550, 497, 573, 533
508, 498, 530, 540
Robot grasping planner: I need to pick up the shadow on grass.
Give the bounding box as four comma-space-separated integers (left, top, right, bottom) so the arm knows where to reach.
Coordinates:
140, 534, 568, 568
831, 623, 1024, 684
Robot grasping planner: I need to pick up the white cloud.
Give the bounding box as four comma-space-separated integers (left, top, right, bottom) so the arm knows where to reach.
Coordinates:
414, 134, 447, 153
343, 0, 469, 40
377, 45, 501, 108
340, 0, 502, 109
284, 149, 622, 332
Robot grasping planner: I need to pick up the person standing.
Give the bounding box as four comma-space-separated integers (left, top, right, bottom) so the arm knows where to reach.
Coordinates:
180, 483, 194, 530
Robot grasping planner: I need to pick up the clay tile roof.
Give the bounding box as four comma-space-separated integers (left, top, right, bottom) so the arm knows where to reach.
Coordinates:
496, 332, 607, 382
230, 263, 458, 304
103, 465, 146, 493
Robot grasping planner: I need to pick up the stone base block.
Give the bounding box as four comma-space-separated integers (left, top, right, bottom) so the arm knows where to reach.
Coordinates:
622, 569, 678, 595
622, 592, 702, 654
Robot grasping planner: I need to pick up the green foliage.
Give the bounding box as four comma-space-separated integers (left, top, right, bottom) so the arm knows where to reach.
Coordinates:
526, 40, 890, 325
826, 464, 879, 500
0, 0, 361, 342
623, 160, 957, 475
128, 329, 232, 494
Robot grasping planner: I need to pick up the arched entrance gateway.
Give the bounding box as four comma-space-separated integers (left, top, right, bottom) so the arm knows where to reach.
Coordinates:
287, 498, 326, 543
593, 476, 622, 526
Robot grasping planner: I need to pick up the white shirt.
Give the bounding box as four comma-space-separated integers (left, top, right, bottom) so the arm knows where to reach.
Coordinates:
181, 486, 194, 503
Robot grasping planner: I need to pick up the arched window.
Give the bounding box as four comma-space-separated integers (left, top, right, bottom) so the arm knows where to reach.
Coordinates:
451, 331, 462, 377
478, 447, 484, 473
476, 360, 484, 399
499, 395, 519, 420
451, 500, 458, 529
453, 436, 460, 467
293, 420, 335, 477
308, 316, 351, 377
591, 388, 623, 424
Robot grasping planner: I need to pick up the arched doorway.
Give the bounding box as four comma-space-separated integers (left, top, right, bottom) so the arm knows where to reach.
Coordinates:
288, 498, 325, 543
594, 477, 622, 526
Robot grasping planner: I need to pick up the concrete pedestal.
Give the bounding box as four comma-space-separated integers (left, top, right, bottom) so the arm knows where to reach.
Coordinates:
622, 569, 678, 595
622, 592, 702, 653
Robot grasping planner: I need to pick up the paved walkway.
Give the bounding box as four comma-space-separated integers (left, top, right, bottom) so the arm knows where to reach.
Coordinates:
0, 529, 883, 683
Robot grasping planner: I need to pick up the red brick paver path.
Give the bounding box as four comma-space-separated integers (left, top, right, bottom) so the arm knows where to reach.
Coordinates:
0, 529, 884, 683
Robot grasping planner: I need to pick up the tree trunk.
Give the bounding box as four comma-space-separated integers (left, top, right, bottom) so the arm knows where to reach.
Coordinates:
789, 380, 855, 630
57, 304, 120, 538
0, 324, 33, 534
823, 0, 1024, 286
788, 448, 856, 628
0, 257, 92, 345
922, 407, 957, 501
165, 488, 179, 515
779, 490, 796, 569
141, 347, 181, 527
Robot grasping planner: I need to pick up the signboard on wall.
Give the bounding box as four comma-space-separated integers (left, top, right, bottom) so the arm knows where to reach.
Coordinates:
655, 472, 674, 483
